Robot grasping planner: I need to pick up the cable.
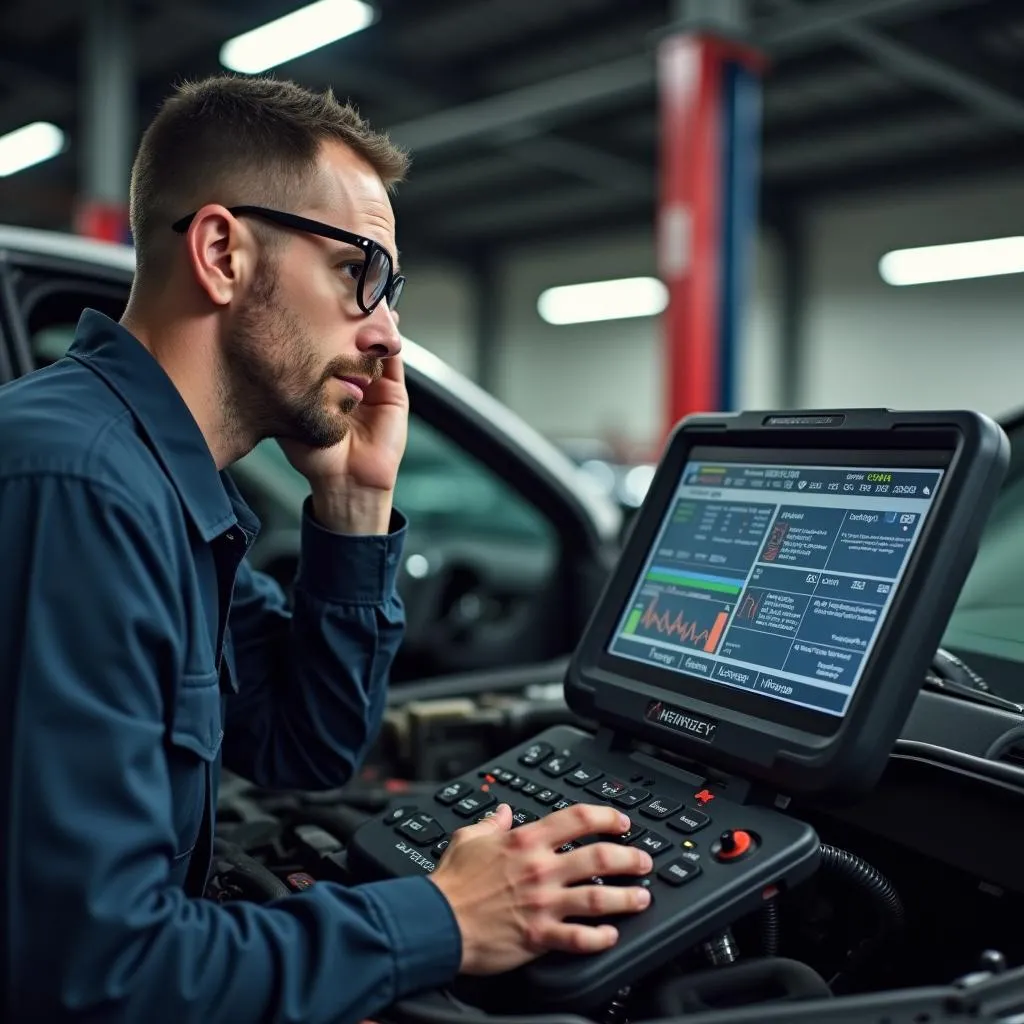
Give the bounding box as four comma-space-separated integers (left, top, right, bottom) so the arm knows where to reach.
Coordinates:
760, 897, 780, 957
818, 845, 904, 992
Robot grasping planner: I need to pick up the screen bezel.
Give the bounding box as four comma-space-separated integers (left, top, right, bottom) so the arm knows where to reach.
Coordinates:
572, 427, 958, 744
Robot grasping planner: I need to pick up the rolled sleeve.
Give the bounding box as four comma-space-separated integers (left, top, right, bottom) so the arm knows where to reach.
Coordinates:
297, 497, 408, 605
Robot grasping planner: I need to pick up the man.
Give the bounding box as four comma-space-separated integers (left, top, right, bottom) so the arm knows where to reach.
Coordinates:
0, 76, 652, 1023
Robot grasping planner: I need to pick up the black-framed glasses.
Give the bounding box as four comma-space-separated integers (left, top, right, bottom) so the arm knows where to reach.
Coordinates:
171, 205, 404, 316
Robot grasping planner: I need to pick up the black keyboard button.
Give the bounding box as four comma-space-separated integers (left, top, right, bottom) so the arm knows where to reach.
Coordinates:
519, 742, 554, 767
668, 808, 711, 834
397, 814, 444, 846
435, 781, 474, 806
512, 808, 540, 827
507, 776, 527, 790
453, 792, 497, 818
633, 830, 672, 855
557, 841, 580, 854
552, 798, 577, 812
541, 754, 579, 777
535, 789, 561, 805
614, 788, 650, 808
496, 770, 515, 784
565, 765, 603, 787
478, 765, 505, 779
383, 805, 416, 825
586, 778, 628, 800
431, 837, 451, 858
521, 781, 541, 796
640, 797, 683, 819
658, 857, 703, 886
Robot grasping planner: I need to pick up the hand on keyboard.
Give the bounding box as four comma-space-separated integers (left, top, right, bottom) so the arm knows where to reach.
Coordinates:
427, 802, 654, 976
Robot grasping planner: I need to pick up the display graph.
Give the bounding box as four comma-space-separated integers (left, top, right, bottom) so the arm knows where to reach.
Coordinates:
623, 589, 730, 654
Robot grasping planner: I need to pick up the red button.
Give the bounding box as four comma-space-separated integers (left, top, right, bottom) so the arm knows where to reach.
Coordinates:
716, 829, 753, 860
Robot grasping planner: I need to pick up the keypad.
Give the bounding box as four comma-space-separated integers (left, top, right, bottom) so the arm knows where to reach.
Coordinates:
375, 741, 750, 913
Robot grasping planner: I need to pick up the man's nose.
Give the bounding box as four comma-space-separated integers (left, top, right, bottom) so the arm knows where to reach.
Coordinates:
356, 301, 402, 358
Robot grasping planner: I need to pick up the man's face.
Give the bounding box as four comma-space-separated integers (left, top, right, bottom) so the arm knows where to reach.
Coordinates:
221, 142, 402, 449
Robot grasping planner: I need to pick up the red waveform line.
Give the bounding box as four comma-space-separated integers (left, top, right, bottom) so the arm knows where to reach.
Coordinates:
641, 595, 713, 646
738, 592, 761, 620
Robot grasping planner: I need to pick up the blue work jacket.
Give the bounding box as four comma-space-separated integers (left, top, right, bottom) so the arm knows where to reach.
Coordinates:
0, 310, 461, 1021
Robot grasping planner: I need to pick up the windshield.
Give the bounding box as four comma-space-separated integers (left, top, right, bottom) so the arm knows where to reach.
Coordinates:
942, 409, 1024, 700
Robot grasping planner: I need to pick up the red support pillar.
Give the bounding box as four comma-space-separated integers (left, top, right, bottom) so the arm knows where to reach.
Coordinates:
657, 27, 765, 437
658, 36, 722, 431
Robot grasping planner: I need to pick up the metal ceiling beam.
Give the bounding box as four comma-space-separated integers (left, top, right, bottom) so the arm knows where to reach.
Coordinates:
762, 109, 992, 176
387, 55, 653, 155
760, 0, 974, 54
767, 0, 1024, 130
429, 184, 653, 239
383, 0, 981, 157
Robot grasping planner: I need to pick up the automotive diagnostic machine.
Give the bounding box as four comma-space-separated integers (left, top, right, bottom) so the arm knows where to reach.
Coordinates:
349, 410, 1009, 1012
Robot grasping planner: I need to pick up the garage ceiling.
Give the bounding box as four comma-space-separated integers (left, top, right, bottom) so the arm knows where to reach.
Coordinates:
3, 0, 1024, 262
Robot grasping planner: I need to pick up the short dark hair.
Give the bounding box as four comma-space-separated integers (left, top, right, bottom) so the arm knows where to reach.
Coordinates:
129, 74, 409, 277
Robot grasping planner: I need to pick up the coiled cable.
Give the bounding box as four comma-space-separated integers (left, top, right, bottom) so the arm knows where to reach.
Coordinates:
818, 844, 904, 991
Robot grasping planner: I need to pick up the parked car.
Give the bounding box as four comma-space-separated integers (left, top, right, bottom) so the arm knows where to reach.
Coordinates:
0, 225, 621, 683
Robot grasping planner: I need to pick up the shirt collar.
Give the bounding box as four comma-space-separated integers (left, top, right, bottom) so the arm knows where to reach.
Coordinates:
68, 309, 260, 543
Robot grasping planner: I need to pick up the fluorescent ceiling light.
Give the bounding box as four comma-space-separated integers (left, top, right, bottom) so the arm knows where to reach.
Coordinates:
538, 277, 668, 325
220, 0, 374, 74
0, 121, 64, 177
879, 237, 1024, 286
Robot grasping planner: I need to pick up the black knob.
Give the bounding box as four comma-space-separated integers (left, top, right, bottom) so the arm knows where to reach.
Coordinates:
979, 950, 1007, 974
719, 830, 736, 852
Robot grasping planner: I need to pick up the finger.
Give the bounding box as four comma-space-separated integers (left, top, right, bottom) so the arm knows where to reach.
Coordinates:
380, 350, 404, 384
555, 842, 653, 884
451, 802, 512, 844
530, 803, 632, 848
529, 922, 620, 957
556, 882, 652, 920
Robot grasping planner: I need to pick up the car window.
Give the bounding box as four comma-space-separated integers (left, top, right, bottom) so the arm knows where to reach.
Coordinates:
942, 421, 1024, 679
239, 424, 556, 543
25, 297, 556, 547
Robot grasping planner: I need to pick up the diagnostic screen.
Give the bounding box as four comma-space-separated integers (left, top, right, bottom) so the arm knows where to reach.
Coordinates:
608, 458, 943, 717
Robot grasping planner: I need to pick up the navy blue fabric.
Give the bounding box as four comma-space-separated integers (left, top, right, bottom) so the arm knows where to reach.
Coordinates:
0, 310, 462, 1021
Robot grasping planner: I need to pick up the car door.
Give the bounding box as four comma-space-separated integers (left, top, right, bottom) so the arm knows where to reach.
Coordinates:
0, 239, 620, 682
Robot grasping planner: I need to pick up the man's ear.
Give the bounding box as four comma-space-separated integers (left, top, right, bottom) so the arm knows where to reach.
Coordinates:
183, 205, 254, 307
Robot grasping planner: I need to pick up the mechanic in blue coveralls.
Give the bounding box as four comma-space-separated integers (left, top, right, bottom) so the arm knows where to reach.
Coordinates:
0, 76, 654, 1022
